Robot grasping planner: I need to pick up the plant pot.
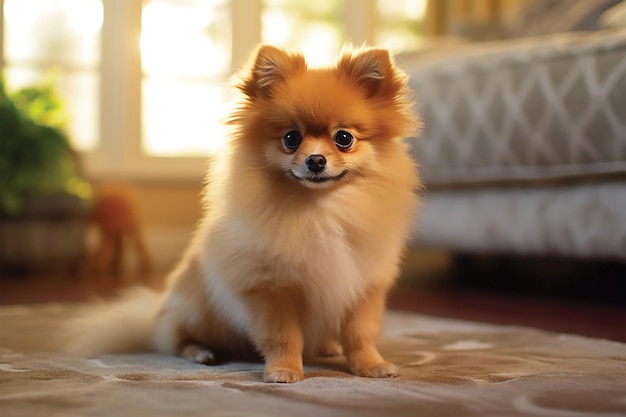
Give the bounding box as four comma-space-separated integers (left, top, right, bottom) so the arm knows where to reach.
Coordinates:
0, 194, 89, 275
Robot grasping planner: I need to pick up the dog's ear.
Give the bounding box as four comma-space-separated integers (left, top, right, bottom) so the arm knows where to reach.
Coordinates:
236, 45, 306, 98
337, 47, 406, 99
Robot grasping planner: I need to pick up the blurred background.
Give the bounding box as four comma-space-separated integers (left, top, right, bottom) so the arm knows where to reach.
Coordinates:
1, 0, 624, 341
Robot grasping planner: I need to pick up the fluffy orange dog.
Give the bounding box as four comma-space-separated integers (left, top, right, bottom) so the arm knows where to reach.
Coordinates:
66, 45, 421, 383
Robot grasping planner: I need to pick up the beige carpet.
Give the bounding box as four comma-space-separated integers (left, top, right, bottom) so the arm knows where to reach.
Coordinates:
0, 303, 625, 417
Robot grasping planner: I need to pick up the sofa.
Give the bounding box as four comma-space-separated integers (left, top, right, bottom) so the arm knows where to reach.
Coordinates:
398, 29, 626, 261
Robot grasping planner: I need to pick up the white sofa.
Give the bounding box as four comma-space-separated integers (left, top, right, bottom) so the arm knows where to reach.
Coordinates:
399, 29, 626, 260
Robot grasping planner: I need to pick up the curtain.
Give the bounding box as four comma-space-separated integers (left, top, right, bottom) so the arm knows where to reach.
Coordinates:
424, 0, 528, 39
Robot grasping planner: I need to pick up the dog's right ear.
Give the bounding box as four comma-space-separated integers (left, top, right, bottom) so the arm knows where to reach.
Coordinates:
338, 46, 406, 99
236, 45, 306, 98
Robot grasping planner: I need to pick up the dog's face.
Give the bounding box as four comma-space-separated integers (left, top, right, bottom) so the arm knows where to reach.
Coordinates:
231, 45, 417, 190
259, 69, 381, 190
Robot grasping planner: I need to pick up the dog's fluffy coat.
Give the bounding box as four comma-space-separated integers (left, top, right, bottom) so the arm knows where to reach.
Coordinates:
65, 45, 421, 383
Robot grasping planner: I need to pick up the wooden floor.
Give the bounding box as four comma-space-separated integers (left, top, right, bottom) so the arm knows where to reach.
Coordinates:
2, 255, 624, 343
387, 283, 625, 342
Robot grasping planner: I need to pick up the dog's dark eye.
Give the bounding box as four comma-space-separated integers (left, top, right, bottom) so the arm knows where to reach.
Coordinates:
334, 130, 354, 150
283, 130, 302, 151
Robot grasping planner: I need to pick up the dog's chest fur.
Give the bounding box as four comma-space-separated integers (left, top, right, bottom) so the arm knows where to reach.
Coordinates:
198, 191, 376, 347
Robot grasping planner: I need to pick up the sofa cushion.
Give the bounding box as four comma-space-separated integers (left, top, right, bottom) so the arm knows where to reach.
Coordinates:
411, 181, 626, 259
399, 29, 626, 187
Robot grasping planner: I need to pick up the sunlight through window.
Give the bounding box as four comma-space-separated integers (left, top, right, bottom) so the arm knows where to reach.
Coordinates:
3, 0, 102, 151
375, 0, 426, 52
262, 0, 342, 67
140, 0, 231, 157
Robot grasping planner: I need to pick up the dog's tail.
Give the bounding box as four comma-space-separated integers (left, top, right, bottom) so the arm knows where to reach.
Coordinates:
62, 287, 161, 356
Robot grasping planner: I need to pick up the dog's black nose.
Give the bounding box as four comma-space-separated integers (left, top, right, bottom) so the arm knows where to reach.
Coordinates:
305, 154, 326, 173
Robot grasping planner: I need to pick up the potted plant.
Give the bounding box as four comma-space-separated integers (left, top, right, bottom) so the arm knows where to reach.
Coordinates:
0, 77, 93, 274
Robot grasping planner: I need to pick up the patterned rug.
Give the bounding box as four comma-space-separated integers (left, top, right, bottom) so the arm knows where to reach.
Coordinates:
1, 303, 624, 417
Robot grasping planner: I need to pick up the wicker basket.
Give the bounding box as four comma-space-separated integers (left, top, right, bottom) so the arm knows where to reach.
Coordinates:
0, 194, 88, 274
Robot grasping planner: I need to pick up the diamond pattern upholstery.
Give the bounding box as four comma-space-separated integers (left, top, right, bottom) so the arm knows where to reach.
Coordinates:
400, 30, 626, 186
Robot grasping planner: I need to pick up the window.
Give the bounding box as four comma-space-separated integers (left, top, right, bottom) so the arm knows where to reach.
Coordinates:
1, 0, 425, 179
3, 0, 102, 152
141, 0, 231, 156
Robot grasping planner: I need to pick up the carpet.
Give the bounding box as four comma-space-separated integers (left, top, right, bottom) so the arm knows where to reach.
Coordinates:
0, 303, 624, 417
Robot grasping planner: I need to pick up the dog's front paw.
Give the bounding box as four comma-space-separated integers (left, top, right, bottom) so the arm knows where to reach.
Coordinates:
263, 367, 304, 383
179, 343, 216, 365
352, 361, 398, 378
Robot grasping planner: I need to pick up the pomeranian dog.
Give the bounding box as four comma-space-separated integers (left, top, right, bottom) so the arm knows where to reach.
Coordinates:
65, 45, 421, 383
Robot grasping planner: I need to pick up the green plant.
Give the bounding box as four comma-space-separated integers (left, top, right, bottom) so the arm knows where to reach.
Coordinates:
0, 77, 92, 215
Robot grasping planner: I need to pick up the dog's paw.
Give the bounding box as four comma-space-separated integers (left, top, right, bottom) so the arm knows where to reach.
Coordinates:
179, 344, 216, 365
263, 367, 304, 383
352, 361, 398, 378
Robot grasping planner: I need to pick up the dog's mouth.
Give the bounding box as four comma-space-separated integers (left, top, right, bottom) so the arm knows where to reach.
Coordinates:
289, 169, 348, 184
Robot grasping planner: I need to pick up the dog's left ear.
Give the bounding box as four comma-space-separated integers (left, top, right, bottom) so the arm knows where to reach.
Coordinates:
236, 45, 306, 99
337, 47, 406, 99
